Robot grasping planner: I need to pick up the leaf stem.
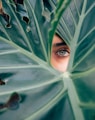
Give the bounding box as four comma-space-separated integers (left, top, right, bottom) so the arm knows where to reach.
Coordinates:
64, 77, 84, 120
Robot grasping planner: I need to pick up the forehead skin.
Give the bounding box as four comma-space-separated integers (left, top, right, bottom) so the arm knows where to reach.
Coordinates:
52, 34, 63, 44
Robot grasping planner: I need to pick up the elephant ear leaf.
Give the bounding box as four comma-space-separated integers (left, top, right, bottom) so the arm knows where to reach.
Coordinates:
51, 0, 95, 119
0, 0, 95, 120
0, 0, 71, 120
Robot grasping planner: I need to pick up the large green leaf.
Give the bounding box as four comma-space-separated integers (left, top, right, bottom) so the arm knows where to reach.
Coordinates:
53, 0, 95, 119
0, 0, 95, 120
0, 0, 71, 120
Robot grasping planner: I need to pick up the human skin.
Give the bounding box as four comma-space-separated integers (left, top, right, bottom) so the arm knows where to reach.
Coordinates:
0, 1, 3, 14
51, 34, 70, 72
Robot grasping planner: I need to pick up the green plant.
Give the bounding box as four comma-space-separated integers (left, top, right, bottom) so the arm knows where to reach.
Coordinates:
0, 0, 95, 120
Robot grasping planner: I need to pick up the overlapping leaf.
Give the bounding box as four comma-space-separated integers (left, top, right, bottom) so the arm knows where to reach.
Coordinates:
51, 0, 95, 119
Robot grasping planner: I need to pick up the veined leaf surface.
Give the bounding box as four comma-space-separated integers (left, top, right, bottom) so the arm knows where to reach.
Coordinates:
0, 0, 95, 120
54, 0, 95, 119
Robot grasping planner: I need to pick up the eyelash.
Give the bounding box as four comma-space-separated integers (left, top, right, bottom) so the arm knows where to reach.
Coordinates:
55, 49, 70, 57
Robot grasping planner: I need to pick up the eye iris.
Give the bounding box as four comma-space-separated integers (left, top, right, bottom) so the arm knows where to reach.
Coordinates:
57, 50, 68, 56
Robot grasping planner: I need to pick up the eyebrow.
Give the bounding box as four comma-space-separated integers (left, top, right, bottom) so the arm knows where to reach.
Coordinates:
53, 42, 66, 47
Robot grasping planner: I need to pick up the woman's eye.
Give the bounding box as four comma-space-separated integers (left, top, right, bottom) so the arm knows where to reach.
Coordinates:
56, 49, 70, 57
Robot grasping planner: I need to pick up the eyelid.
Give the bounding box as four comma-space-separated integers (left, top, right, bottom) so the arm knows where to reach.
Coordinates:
56, 48, 70, 53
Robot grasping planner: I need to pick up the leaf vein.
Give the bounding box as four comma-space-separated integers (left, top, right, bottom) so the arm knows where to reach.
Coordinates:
25, 0, 48, 61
